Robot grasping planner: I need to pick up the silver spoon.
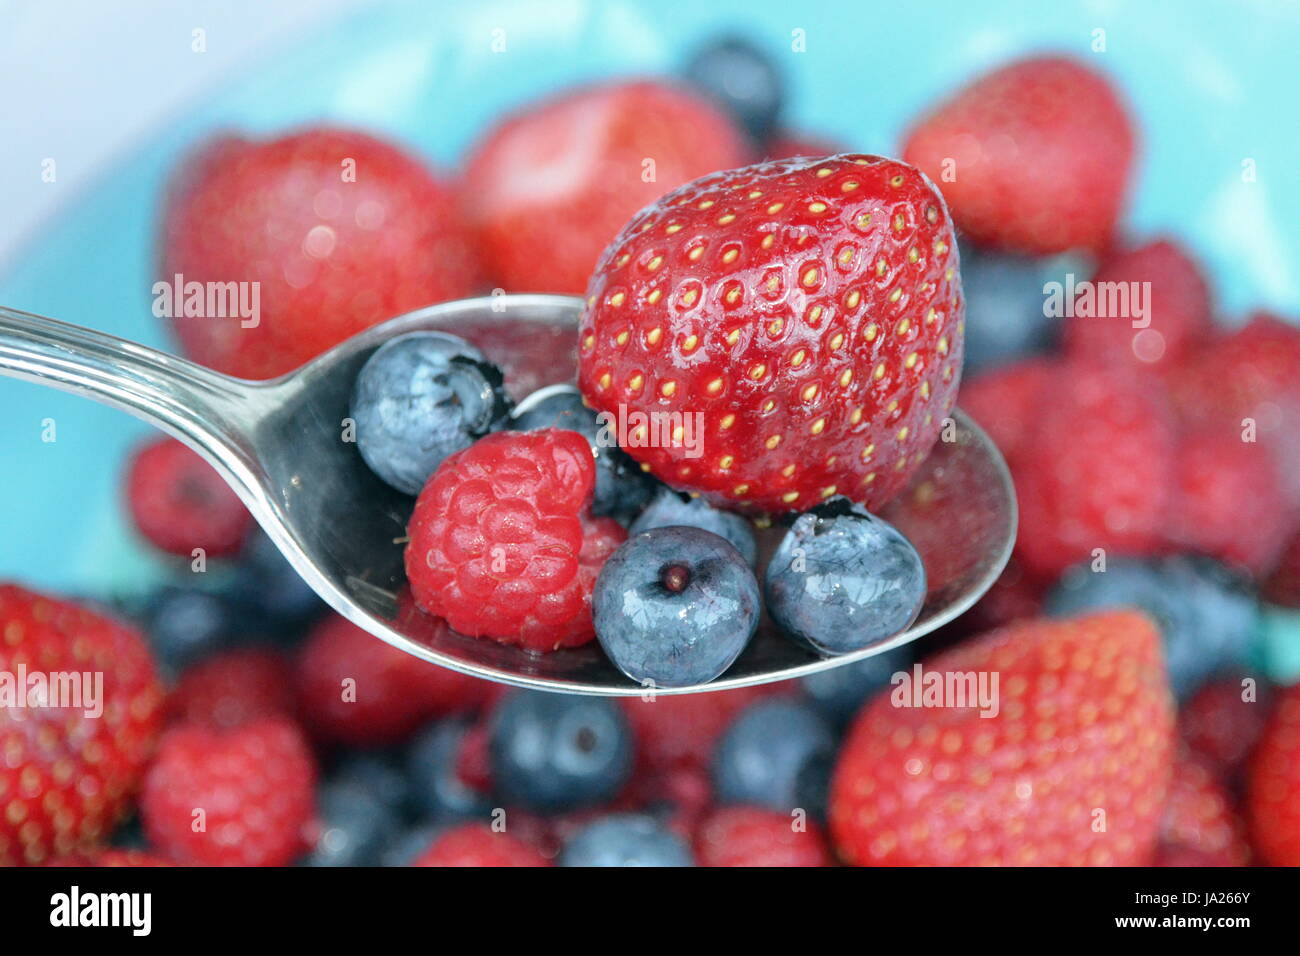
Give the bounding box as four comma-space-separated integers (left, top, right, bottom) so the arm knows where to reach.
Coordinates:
0, 295, 1015, 696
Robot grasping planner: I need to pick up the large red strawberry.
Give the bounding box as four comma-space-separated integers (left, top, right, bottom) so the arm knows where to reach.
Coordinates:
830, 611, 1174, 866
294, 613, 489, 745
1167, 312, 1300, 509
1064, 238, 1212, 370
1245, 683, 1300, 865
903, 56, 1135, 255
405, 429, 625, 650
161, 127, 478, 379
140, 717, 316, 866
578, 154, 964, 513
1168, 428, 1291, 576
462, 80, 747, 295
1013, 361, 1176, 578
1155, 752, 1250, 867
0, 585, 165, 865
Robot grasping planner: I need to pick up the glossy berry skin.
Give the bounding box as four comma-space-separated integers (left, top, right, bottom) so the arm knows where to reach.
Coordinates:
1046, 555, 1259, 700
593, 527, 761, 687
352, 332, 510, 495
628, 487, 758, 567
559, 814, 694, 867
831, 612, 1175, 866
578, 154, 964, 514
0, 586, 165, 866
683, 36, 784, 144
511, 384, 656, 518
713, 698, 835, 816
765, 497, 925, 655
695, 807, 833, 867
294, 614, 487, 745
463, 80, 747, 295
488, 691, 633, 813
405, 429, 624, 650
161, 127, 478, 379
170, 647, 295, 729
1013, 361, 1176, 578
1064, 239, 1211, 371
1246, 685, 1300, 866
903, 56, 1135, 255
125, 437, 252, 557
959, 247, 1065, 373
412, 823, 549, 867
141, 717, 316, 867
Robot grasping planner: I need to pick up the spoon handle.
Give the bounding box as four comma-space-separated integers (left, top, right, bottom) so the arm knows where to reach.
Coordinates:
0, 305, 261, 466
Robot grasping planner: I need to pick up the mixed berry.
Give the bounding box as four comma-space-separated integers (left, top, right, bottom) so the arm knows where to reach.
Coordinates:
5, 32, 1300, 870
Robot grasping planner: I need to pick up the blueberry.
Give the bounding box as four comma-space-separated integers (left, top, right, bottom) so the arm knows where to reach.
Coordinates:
559, 814, 694, 867
1046, 554, 1260, 699
330, 751, 411, 816
593, 527, 761, 687
961, 246, 1088, 373
489, 691, 633, 812
801, 644, 913, 729
683, 36, 783, 144
231, 531, 326, 634
511, 384, 655, 518
765, 498, 926, 656
304, 780, 402, 867
712, 698, 835, 817
406, 718, 493, 821
352, 331, 511, 495
629, 487, 758, 568
143, 585, 243, 672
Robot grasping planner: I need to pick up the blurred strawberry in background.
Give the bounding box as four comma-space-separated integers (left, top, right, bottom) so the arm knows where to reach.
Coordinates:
903, 56, 1135, 255
160, 127, 479, 378
461, 80, 747, 294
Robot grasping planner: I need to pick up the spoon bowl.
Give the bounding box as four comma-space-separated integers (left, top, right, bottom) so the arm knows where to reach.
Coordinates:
0, 295, 1015, 695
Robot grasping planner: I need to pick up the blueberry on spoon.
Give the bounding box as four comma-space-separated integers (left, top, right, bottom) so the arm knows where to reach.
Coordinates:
593, 526, 760, 687
765, 497, 926, 656
628, 486, 758, 568
351, 331, 511, 494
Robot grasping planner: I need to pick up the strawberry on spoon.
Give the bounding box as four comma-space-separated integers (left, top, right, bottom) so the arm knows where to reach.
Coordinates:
578, 153, 964, 514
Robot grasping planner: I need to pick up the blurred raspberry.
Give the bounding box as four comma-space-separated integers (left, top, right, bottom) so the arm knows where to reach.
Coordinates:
125, 437, 252, 558
1179, 677, 1273, 779
695, 806, 832, 866
411, 823, 550, 867
170, 647, 296, 729
1156, 752, 1250, 866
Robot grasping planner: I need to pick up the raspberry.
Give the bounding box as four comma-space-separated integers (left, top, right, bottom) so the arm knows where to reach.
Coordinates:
294, 613, 488, 745
170, 647, 296, 729
405, 429, 621, 650
694, 807, 833, 867
141, 717, 316, 866
125, 437, 252, 557
411, 822, 550, 867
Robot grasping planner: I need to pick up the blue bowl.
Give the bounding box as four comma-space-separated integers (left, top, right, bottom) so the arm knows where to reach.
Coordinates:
2, 0, 1297, 596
